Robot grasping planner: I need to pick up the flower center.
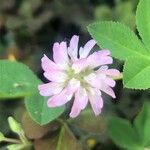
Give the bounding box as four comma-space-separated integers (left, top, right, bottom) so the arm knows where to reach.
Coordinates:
66, 67, 93, 87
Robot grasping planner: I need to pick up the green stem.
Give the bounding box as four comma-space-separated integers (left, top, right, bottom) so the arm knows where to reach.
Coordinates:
57, 119, 79, 140
113, 72, 123, 80
19, 131, 31, 146
3, 138, 21, 144
57, 118, 66, 126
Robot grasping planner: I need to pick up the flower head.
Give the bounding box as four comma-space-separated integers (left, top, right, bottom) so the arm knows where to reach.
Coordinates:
38, 35, 120, 118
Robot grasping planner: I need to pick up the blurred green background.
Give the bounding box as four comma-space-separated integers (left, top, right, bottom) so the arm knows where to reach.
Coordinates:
1, 0, 147, 150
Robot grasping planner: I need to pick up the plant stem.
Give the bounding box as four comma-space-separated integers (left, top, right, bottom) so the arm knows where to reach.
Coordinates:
4, 138, 21, 144
57, 118, 67, 124
18, 131, 32, 147
113, 73, 123, 80
19, 131, 28, 143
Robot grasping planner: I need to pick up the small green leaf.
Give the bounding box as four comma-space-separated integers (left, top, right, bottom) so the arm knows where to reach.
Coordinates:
136, 0, 150, 50
108, 117, 142, 149
8, 117, 22, 134
25, 92, 65, 125
7, 144, 30, 150
0, 60, 40, 99
88, 21, 148, 60
134, 102, 150, 146
123, 56, 150, 89
0, 132, 5, 142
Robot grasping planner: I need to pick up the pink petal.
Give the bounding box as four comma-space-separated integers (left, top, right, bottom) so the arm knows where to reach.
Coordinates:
72, 58, 88, 73
75, 87, 88, 110
69, 99, 82, 118
104, 69, 120, 77
44, 70, 68, 82
100, 84, 116, 98
66, 78, 81, 95
38, 82, 64, 96
88, 89, 103, 116
84, 73, 105, 89
84, 73, 98, 87
69, 86, 87, 118
87, 51, 113, 68
98, 65, 108, 71
47, 88, 71, 107
79, 39, 96, 58
97, 50, 110, 56
53, 42, 69, 65
85, 74, 116, 98
47, 79, 80, 107
103, 77, 116, 87
68, 35, 79, 60
41, 54, 60, 72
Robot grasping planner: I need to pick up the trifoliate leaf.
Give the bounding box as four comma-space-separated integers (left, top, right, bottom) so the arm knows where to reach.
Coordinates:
123, 56, 150, 89
136, 0, 150, 50
108, 117, 142, 149
88, 21, 148, 61
25, 92, 65, 125
0, 60, 40, 99
134, 102, 150, 146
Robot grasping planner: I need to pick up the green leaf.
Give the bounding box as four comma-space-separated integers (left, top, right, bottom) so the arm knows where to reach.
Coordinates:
25, 92, 65, 125
0, 60, 65, 125
0, 132, 5, 142
108, 117, 142, 149
7, 144, 31, 150
8, 117, 22, 134
0, 60, 40, 99
88, 21, 148, 60
136, 0, 150, 50
123, 56, 150, 89
134, 102, 150, 146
